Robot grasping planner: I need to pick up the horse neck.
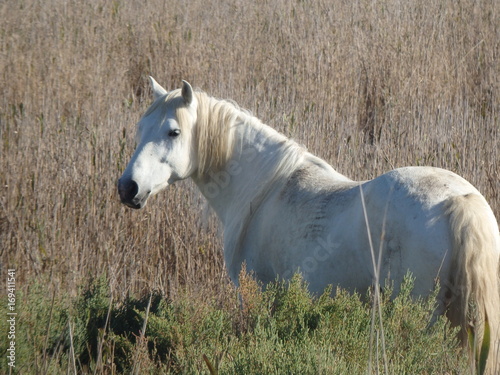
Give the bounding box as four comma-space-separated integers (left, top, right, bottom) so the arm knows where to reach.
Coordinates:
192, 114, 304, 226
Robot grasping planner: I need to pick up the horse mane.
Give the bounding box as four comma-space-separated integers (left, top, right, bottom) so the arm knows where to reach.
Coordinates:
191, 91, 238, 178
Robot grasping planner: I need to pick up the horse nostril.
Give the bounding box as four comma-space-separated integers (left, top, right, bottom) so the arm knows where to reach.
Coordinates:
118, 179, 139, 203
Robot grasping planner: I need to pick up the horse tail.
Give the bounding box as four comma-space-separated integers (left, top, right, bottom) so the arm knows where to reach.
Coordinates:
444, 193, 500, 373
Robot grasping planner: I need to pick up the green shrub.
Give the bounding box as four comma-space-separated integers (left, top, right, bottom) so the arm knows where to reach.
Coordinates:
1, 272, 469, 374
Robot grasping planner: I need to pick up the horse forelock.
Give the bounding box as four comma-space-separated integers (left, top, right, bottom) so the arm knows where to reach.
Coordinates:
143, 88, 183, 118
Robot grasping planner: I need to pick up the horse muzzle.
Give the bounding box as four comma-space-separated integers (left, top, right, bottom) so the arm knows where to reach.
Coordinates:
118, 178, 149, 209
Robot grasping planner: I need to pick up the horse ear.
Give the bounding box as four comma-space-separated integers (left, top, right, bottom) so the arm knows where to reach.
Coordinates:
181, 80, 193, 105
149, 76, 167, 101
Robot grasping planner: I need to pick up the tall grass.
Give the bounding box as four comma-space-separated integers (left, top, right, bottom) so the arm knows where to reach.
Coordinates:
0, 0, 499, 372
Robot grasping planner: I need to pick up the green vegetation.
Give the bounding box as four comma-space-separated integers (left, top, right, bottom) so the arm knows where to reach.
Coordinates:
1, 272, 468, 374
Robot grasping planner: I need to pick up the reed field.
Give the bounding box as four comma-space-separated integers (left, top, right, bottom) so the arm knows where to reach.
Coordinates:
0, 0, 499, 373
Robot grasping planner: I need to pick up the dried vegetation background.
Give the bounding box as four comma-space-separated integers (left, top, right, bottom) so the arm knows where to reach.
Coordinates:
1, 0, 499, 299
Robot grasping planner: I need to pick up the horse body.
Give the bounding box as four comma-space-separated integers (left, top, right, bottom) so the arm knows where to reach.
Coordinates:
209, 138, 472, 298
118, 78, 500, 371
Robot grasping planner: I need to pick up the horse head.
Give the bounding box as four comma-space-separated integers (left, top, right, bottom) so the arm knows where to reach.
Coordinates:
118, 78, 198, 209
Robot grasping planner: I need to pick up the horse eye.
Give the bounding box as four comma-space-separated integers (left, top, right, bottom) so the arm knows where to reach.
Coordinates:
168, 129, 181, 138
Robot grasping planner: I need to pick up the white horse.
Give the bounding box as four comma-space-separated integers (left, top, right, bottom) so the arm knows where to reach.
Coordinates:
118, 78, 500, 370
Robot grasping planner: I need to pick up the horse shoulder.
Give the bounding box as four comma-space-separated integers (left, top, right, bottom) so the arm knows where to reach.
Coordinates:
261, 157, 362, 247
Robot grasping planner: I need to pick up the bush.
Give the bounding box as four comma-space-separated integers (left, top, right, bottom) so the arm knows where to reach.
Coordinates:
1, 272, 468, 374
